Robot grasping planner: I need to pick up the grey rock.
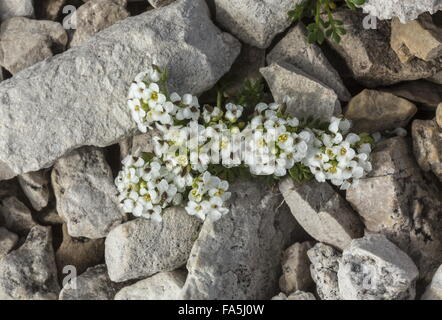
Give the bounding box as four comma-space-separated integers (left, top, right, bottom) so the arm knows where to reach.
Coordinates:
0, 17, 67, 74
83, 0, 128, 6
267, 23, 350, 101
0, 196, 37, 235
422, 264, 442, 300
70, 0, 130, 48
115, 270, 186, 300
307, 243, 342, 300
148, 0, 175, 8
338, 233, 419, 300
59, 264, 121, 300
279, 177, 363, 251
361, 0, 442, 23
437, 103, 442, 128
326, 9, 442, 88
0, 225, 60, 300
35, 206, 64, 226
105, 207, 201, 282
260, 61, 341, 122
182, 179, 303, 300
52, 147, 123, 239
18, 170, 50, 211
346, 137, 442, 282
214, 0, 298, 48
271, 291, 316, 300
0, 0, 34, 21
0, 0, 240, 180
119, 131, 155, 160
0, 227, 18, 258
37, 0, 66, 20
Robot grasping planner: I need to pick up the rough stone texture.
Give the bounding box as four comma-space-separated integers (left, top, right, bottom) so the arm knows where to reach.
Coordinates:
52, 147, 123, 239
70, 0, 130, 48
261, 62, 341, 122
0, 17, 67, 75
422, 265, 442, 300
119, 131, 155, 160
0, 0, 34, 21
115, 270, 186, 300
0, 0, 241, 180
56, 224, 105, 280
267, 23, 350, 101
0, 196, 37, 235
36, 0, 66, 20
326, 9, 442, 88
346, 137, 442, 282
279, 177, 363, 251
83, 0, 128, 6
344, 89, 417, 133
59, 264, 121, 300
271, 291, 316, 300
105, 207, 201, 282
148, 0, 175, 8
279, 241, 313, 294
437, 103, 442, 128
182, 180, 304, 300
35, 206, 64, 226
307, 243, 342, 300
0, 227, 18, 259
18, 170, 50, 211
412, 120, 442, 182
391, 14, 442, 63
361, 0, 442, 23
214, 0, 298, 49
0, 225, 60, 300
338, 234, 419, 300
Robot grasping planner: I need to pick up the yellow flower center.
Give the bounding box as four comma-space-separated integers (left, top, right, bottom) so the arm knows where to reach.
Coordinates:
278, 134, 288, 143
151, 91, 158, 101
340, 148, 347, 156
328, 166, 337, 174
144, 194, 151, 202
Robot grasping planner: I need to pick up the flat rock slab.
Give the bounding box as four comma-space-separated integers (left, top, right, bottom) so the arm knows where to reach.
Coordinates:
0, 0, 240, 180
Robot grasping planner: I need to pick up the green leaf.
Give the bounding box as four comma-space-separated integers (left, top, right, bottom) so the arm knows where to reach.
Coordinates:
289, 163, 313, 183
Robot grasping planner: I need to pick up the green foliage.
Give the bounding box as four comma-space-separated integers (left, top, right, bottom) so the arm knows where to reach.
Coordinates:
298, 115, 330, 131
288, 0, 365, 44
289, 163, 314, 183
233, 79, 265, 110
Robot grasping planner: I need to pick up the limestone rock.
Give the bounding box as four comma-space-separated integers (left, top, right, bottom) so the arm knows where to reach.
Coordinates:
148, 0, 175, 8
344, 89, 417, 133
119, 131, 155, 160
0, 225, 60, 300
338, 233, 419, 300
0, 196, 37, 235
105, 207, 201, 282
18, 170, 50, 211
271, 291, 316, 300
52, 147, 123, 239
35, 206, 64, 226
0, 227, 18, 258
437, 103, 442, 128
422, 265, 442, 300
36, 0, 66, 20
307, 243, 341, 300
0, 0, 34, 21
0, 0, 240, 180
115, 270, 186, 300
279, 241, 314, 294
214, 0, 298, 48
346, 137, 442, 282
0, 17, 67, 74
59, 264, 121, 300
279, 177, 363, 251
326, 9, 442, 88
267, 23, 350, 101
260, 61, 341, 122
70, 0, 130, 47
182, 180, 303, 300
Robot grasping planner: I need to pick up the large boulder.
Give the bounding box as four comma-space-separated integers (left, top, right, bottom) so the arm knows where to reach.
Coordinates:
0, 0, 34, 21
0, 0, 240, 180
422, 265, 442, 300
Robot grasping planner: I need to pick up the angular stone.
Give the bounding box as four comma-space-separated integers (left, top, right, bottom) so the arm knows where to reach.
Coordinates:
36, 0, 66, 20
59, 264, 121, 300
0, 0, 240, 180
361, 0, 442, 23
18, 170, 50, 211
326, 9, 442, 88
279, 241, 313, 294
56, 224, 105, 279
35, 206, 64, 226
70, 0, 130, 48
346, 137, 442, 282
338, 233, 419, 300
119, 131, 155, 160
307, 243, 341, 300
115, 270, 186, 300
344, 89, 417, 133
437, 103, 442, 128
0, 227, 18, 258
267, 23, 350, 101
0, 196, 37, 235
182, 180, 303, 300
260, 61, 341, 122
0, 17, 67, 74
0, 225, 60, 300
214, 0, 297, 49
279, 177, 363, 251
271, 291, 316, 300
83, 0, 128, 6
148, 0, 175, 8
422, 265, 442, 300
0, 0, 34, 21
52, 147, 123, 239
105, 207, 201, 282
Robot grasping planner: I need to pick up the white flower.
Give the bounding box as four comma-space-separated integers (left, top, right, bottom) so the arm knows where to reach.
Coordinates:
225, 103, 243, 123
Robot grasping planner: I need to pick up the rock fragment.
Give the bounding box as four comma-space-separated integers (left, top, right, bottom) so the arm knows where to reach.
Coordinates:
18, 170, 50, 211
422, 265, 442, 300
0, 196, 37, 235
0, 0, 34, 21
0, 227, 18, 258
272, 291, 316, 300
